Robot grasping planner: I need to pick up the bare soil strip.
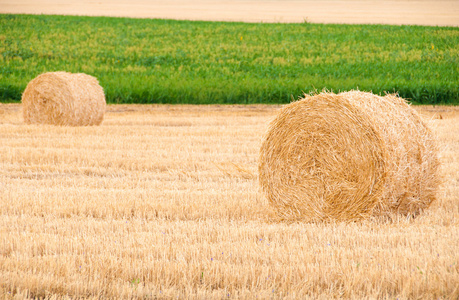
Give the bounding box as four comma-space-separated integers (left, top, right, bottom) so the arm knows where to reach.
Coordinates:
1, 0, 458, 26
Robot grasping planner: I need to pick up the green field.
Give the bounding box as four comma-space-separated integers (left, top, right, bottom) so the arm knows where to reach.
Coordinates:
1, 14, 458, 104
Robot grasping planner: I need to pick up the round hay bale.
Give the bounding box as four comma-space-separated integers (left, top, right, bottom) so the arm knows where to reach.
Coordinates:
258, 91, 440, 222
22, 72, 106, 126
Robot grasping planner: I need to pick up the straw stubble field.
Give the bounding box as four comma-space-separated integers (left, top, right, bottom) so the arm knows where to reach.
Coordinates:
0, 103, 458, 299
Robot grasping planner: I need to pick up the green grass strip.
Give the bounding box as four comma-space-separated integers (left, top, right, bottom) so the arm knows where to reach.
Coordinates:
1, 14, 458, 104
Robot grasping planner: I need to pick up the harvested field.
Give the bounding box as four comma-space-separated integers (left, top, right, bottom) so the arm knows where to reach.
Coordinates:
0, 104, 458, 298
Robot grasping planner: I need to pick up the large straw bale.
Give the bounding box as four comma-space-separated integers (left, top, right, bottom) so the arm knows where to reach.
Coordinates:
258, 91, 440, 222
22, 72, 106, 126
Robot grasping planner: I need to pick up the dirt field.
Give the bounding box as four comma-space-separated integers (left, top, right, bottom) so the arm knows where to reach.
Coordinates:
0, 103, 458, 298
1, 0, 458, 26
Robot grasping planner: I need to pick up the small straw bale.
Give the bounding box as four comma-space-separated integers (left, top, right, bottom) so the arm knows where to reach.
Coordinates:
258, 91, 440, 222
22, 72, 106, 126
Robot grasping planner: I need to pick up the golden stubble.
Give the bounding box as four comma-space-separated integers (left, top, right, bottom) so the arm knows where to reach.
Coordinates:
0, 103, 458, 299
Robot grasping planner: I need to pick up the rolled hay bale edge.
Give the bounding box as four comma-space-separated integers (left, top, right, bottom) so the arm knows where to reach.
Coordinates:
258, 91, 440, 222
21, 71, 106, 126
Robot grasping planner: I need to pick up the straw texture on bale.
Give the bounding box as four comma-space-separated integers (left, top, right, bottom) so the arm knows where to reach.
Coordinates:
259, 91, 440, 222
22, 72, 106, 126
